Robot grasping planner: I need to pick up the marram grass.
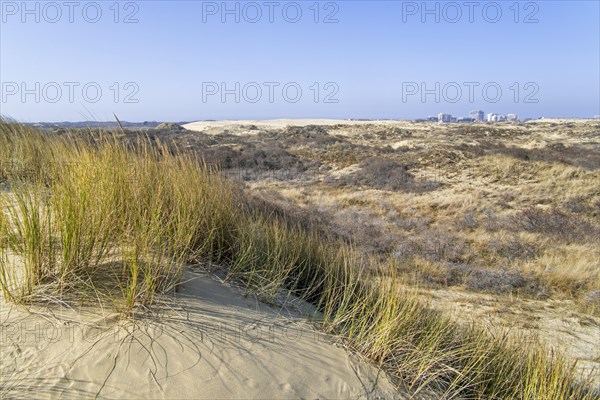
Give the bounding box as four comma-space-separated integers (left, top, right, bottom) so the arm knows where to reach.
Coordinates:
0, 120, 596, 399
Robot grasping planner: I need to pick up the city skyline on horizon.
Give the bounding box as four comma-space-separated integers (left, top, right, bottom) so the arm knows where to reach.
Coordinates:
23, 114, 600, 125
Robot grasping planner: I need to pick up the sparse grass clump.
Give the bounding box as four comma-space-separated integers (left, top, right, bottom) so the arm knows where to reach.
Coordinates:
0, 122, 236, 312
0, 120, 596, 399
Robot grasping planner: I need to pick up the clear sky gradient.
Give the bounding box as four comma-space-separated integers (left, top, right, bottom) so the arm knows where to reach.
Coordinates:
1, 0, 599, 121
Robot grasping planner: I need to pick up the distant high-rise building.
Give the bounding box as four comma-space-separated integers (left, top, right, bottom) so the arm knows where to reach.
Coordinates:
487, 113, 507, 123
507, 114, 519, 122
438, 113, 452, 123
470, 110, 485, 122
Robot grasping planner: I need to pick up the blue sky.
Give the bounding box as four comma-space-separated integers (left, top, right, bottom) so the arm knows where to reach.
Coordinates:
1, 0, 599, 121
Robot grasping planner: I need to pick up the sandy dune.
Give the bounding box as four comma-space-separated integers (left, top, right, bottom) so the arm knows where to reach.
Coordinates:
183, 119, 404, 131
0, 269, 404, 399
525, 118, 599, 124
182, 118, 599, 134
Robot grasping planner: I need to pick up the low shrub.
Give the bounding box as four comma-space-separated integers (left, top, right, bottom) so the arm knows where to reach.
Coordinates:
334, 157, 441, 192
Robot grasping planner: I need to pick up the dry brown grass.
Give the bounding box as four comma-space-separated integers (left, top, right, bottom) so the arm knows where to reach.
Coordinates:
211, 122, 599, 311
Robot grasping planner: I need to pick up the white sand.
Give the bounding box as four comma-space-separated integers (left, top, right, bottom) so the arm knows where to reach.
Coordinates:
182, 118, 599, 133
183, 119, 405, 131
0, 269, 408, 399
525, 118, 599, 124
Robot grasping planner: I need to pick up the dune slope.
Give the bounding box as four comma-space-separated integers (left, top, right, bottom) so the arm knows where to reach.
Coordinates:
0, 269, 404, 399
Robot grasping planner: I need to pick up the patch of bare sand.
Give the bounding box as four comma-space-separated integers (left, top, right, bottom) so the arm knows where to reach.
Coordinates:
0, 269, 413, 399
526, 118, 599, 124
182, 119, 408, 133
422, 288, 600, 388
